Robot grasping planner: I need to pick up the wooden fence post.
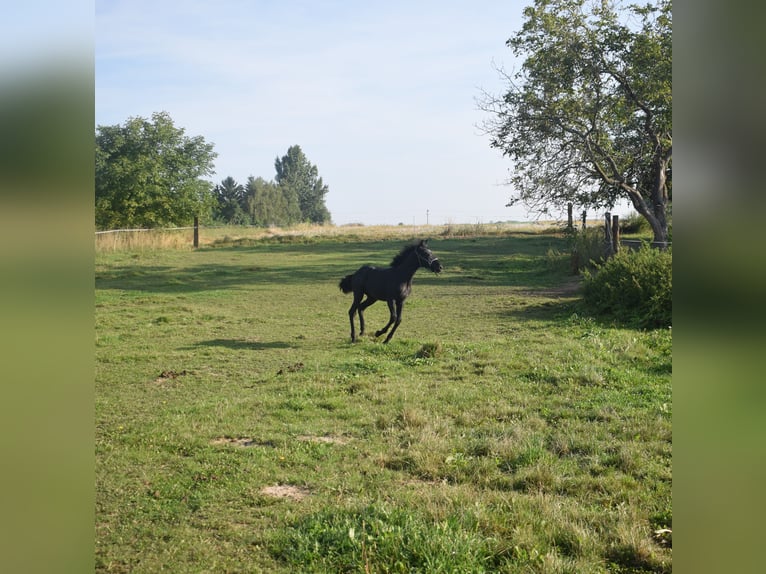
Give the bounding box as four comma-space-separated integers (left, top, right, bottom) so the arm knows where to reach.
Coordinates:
567, 203, 573, 230
604, 212, 614, 257
612, 214, 620, 254
193, 216, 199, 248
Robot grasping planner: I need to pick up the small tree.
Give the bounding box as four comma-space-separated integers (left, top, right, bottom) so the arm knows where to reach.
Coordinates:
213, 176, 248, 224
247, 176, 290, 226
95, 111, 217, 229
481, 0, 671, 243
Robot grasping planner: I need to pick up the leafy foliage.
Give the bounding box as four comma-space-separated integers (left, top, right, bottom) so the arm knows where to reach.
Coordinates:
211, 146, 332, 226
212, 176, 248, 224
247, 176, 297, 226
95, 111, 217, 229
274, 145, 332, 224
481, 0, 672, 242
96, 114, 332, 229
569, 227, 607, 273
620, 211, 652, 235
582, 244, 672, 328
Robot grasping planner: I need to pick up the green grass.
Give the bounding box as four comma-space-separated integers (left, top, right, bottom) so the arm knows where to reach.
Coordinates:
96, 230, 671, 573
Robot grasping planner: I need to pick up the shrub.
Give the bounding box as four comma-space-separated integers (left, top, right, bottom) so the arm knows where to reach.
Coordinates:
569, 227, 607, 273
619, 211, 651, 235
582, 245, 672, 328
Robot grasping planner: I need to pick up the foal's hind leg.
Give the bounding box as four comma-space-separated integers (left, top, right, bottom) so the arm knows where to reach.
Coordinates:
348, 293, 364, 342
357, 296, 376, 336
375, 299, 397, 338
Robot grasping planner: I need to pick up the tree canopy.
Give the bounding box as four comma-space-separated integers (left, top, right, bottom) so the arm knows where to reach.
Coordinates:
95, 111, 332, 229
247, 176, 298, 226
95, 111, 217, 229
274, 145, 332, 225
481, 0, 671, 242
210, 147, 332, 226
212, 176, 248, 225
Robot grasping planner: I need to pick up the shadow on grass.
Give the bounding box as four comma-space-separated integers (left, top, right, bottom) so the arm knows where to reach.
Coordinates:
188, 339, 295, 351
95, 262, 349, 293
95, 234, 574, 294
502, 299, 581, 323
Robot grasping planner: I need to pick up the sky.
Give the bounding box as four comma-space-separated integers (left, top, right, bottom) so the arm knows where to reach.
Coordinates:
95, 0, 630, 226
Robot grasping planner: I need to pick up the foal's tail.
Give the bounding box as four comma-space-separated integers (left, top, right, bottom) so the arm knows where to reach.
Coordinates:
339, 274, 354, 294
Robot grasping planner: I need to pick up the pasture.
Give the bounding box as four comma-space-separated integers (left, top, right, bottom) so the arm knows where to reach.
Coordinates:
95, 228, 672, 573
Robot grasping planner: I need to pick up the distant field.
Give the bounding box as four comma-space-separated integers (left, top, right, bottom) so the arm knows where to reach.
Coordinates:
95, 228, 671, 573
95, 220, 600, 252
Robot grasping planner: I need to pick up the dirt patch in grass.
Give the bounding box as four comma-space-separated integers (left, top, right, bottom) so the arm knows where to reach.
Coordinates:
399, 478, 447, 488
212, 435, 348, 447
277, 362, 305, 375
210, 437, 276, 448
296, 434, 350, 445
261, 485, 310, 501
531, 277, 583, 298
153, 369, 191, 384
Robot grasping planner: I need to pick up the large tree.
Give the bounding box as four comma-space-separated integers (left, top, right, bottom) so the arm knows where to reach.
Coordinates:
481, 0, 671, 242
95, 111, 217, 229
274, 145, 332, 224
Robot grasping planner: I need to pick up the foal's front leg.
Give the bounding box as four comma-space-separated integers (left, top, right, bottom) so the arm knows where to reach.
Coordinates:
348, 302, 358, 342
375, 299, 397, 338
383, 299, 404, 343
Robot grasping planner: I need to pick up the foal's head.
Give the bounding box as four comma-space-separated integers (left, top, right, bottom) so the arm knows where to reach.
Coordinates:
391, 240, 443, 273
414, 240, 443, 273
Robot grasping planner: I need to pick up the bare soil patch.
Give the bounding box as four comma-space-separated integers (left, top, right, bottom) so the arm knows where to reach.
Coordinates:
210, 437, 276, 448
523, 276, 583, 299
153, 369, 192, 384
260, 485, 310, 501
277, 362, 305, 375
296, 434, 350, 445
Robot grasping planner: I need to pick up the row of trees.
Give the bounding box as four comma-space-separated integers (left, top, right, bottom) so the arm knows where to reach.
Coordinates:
95, 112, 331, 230
211, 146, 331, 226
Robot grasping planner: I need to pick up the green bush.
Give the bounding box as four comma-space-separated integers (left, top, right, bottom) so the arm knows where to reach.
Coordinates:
569, 227, 607, 273
582, 245, 672, 328
619, 211, 651, 235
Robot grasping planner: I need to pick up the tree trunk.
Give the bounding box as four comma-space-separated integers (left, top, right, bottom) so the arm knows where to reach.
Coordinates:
623, 151, 670, 244
630, 196, 667, 245
649, 152, 670, 244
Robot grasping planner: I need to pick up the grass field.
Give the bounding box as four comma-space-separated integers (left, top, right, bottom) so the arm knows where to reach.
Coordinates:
95, 227, 671, 573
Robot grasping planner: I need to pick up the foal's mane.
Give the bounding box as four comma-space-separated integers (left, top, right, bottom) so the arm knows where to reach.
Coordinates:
390, 241, 424, 267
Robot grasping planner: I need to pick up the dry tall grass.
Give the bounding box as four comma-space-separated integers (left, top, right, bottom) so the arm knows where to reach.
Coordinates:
95, 228, 194, 252
95, 221, 571, 252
